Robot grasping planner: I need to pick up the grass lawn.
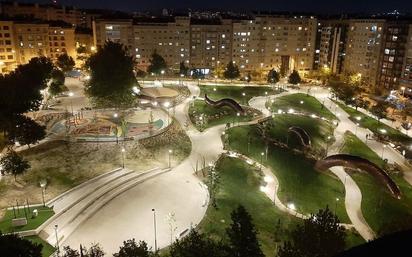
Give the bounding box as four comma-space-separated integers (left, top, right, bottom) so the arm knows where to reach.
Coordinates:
227, 124, 350, 224
0, 206, 54, 233
268, 93, 337, 120
335, 101, 412, 145
266, 114, 335, 154
199, 85, 279, 104
341, 132, 412, 235
189, 100, 260, 131
26, 235, 55, 257
199, 157, 301, 256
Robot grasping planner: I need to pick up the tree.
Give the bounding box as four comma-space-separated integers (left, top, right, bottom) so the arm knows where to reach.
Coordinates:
0, 150, 30, 181
223, 61, 240, 81
278, 207, 346, 257
370, 102, 389, 122
0, 232, 42, 257
114, 239, 155, 257
10, 115, 46, 147
288, 70, 301, 85
49, 81, 69, 96
179, 61, 189, 76
147, 50, 167, 75
226, 205, 264, 257
57, 53, 75, 73
86, 244, 105, 257
245, 72, 252, 83
51, 69, 65, 85
267, 69, 280, 84
169, 230, 226, 257
62, 246, 80, 257
85, 41, 137, 107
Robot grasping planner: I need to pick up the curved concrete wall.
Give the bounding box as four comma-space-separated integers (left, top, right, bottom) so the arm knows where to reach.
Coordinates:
204, 94, 245, 114
316, 154, 401, 199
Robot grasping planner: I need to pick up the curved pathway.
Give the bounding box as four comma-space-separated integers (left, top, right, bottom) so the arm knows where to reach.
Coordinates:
247, 88, 375, 240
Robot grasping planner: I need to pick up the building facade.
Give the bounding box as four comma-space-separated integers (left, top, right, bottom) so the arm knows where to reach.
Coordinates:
343, 19, 386, 88
0, 20, 17, 73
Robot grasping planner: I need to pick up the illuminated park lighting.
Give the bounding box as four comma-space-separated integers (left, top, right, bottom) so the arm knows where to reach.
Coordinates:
259, 186, 268, 193
288, 108, 295, 114
287, 203, 296, 211
264, 176, 274, 183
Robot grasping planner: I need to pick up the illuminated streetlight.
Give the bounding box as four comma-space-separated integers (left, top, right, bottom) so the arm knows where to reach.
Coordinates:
287, 203, 296, 211
54, 225, 60, 254
39, 180, 47, 207
335, 198, 340, 215
121, 148, 126, 169
382, 144, 387, 159
168, 149, 173, 168
68, 92, 74, 115
152, 208, 158, 252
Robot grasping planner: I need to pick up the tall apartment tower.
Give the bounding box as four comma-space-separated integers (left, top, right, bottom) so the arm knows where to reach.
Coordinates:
377, 21, 410, 91
318, 20, 348, 74
400, 24, 412, 96
343, 19, 386, 88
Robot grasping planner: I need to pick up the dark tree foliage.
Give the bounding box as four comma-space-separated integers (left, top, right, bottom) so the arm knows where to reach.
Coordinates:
226, 205, 264, 257
51, 68, 65, 85
147, 50, 167, 75
57, 53, 75, 72
114, 239, 156, 257
329, 80, 360, 105
224, 61, 240, 80
288, 70, 302, 85
179, 61, 189, 76
370, 102, 389, 121
169, 230, 227, 257
86, 244, 105, 257
135, 69, 147, 78
0, 150, 30, 181
62, 246, 80, 257
0, 232, 42, 257
278, 207, 346, 257
9, 115, 46, 147
49, 81, 69, 96
0, 57, 53, 139
85, 41, 137, 107
267, 68, 280, 84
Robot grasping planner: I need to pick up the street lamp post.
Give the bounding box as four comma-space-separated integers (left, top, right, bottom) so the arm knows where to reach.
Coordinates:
168, 149, 173, 168
164, 102, 171, 126
54, 224, 60, 256
152, 209, 158, 252
113, 113, 119, 144
382, 144, 387, 159
335, 198, 339, 215
401, 86, 406, 97
40, 180, 47, 207
121, 148, 125, 169
68, 92, 74, 116
260, 152, 264, 171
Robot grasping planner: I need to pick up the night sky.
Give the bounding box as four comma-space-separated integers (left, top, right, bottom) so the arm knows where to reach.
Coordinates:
15, 0, 412, 14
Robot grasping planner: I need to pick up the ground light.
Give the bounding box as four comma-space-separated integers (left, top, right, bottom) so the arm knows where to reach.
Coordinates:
287, 203, 296, 211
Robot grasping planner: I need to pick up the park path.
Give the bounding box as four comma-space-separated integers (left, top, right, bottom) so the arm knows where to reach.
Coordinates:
247, 87, 375, 240
61, 82, 225, 255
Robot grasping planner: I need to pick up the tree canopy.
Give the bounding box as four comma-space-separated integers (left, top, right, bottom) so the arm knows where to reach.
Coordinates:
169, 230, 226, 257
267, 68, 280, 84
85, 41, 138, 107
226, 205, 264, 257
147, 51, 167, 75
0, 150, 30, 180
288, 70, 302, 85
224, 61, 240, 80
278, 207, 346, 257
179, 61, 189, 76
0, 233, 42, 257
114, 239, 156, 257
57, 53, 75, 73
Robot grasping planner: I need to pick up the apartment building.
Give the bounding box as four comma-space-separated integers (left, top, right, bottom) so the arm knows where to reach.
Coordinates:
48, 24, 76, 60
377, 21, 410, 90
189, 19, 232, 72
13, 21, 49, 65
343, 19, 386, 88
317, 20, 348, 74
0, 1, 83, 27
93, 19, 134, 51
133, 16, 190, 72
0, 20, 17, 73
400, 24, 412, 96
232, 19, 263, 72
259, 16, 317, 75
